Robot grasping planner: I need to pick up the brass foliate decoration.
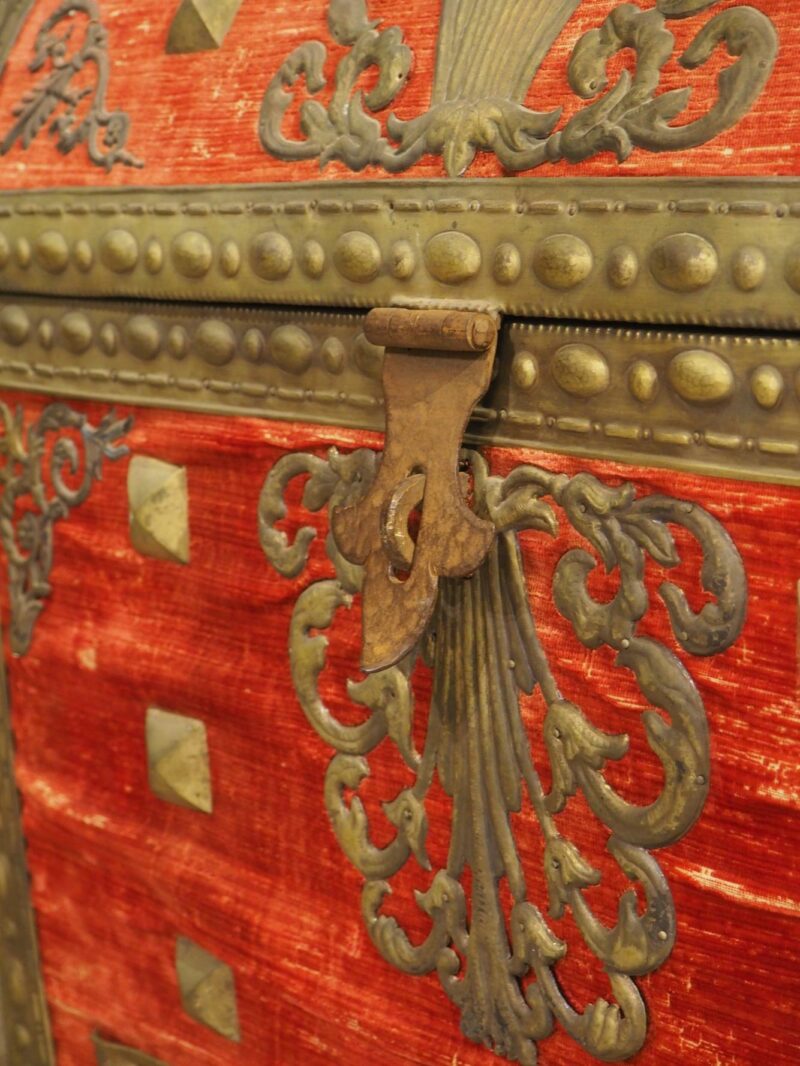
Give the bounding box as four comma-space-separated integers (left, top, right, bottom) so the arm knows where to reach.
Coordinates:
0, 1, 143, 171
260, 448, 747, 1064
0, 401, 131, 655
260, 0, 778, 177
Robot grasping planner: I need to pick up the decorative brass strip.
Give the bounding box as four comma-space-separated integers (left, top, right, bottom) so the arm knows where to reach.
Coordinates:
0, 296, 797, 487
0, 622, 55, 1066
0, 180, 798, 330
259, 446, 747, 1064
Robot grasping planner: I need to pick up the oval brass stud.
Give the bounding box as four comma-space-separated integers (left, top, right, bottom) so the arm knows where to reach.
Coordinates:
424, 231, 482, 285
35, 230, 69, 274
511, 351, 539, 391
607, 245, 639, 289
219, 239, 242, 279
353, 332, 384, 379
750, 364, 784, 409
242, 328, 265, 363
390, 240, 416, 280
650, 233, 718, 292
251, 232, 293, 280
193, 320, 236, 366
0, 305, 31, 346
493, 242, 522, 285
732, 245, 766, 292
98, 322, 119, 356
60, 312, 93, 355
269, 325, 313, 374
38, 320, 55, 350
144, 238, 164, 275
172, 231, 212, 279
784, 246, 800, 294
628, 360, 659, 403
532, 234, 594, 290
73, 239, 94, 273
0, 234, 9, 269
15, 237, 32, 269
334, 231, 382, 283
321, 336, 345, 374
668, 349, 734, 404
166, 326, 188, 359
552, 343, 610, 398
100, 229, 139, 273
301, 239, 326, 279
124, 315, 161, 361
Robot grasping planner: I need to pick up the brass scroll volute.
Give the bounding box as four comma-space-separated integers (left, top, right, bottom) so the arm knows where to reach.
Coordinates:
331, 307, 499, 673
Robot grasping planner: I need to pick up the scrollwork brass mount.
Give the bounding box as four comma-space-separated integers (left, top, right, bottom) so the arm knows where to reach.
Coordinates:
332, 307, 498, 672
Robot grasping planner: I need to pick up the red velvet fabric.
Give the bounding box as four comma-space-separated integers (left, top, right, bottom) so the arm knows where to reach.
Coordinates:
0, 0, 797, 189
1, 393, 797, 1065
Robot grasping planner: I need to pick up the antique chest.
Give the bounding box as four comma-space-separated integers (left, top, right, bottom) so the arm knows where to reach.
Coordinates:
0, 2, 797, 1065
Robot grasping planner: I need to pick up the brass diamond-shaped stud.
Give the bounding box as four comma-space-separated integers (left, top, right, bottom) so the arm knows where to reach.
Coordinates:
166, 0, 244, 54
146, 708, 213, 814
176, 938, 241, 1042
93, 1033, 168, 1065
128, 456, 190, 565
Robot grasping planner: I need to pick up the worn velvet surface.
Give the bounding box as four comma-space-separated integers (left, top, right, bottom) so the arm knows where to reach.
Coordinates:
0, 0, 798, 188
0, 393, 796, 1065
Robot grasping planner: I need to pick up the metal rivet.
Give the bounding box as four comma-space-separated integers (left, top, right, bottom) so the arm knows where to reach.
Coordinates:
100, 229, 139, 273
0, 234, 9, 269
73, 239, 94, 272
389, 239, 416, 280
60, 311, 93, 354
301, 239, 326, 278
650, 233, 718, 292
552, 344, 610, 398
144, 238, 164, 275
35, 230, 69, 273
321, 336, 345, 374
251, 231, 293, 280
269, 325, 313, 374
0, 305, 31, 346
668, 350, 734, 405
193, 319, 236, 366
750, 364, 784, 409
732, 245, 766, 292
511, 351, 539, 391
628, 360, 659, 403
607, 245, 639, 289
424, 231, 481, 285
172, 230, 213, 278
38, 319, 55, 350
532, 234, 593, 290
124, 316, 162, 361
492, 242, 521, 285
241, 328, 265, 363
14, 237, 31, 269
219, 238, 242, 278
166, 325, 188, 359
334, 231, 382, 283
98, 322, 119, 356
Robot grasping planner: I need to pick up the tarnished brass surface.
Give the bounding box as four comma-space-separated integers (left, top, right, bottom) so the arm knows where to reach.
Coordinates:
0, 0, 37, 77
128, 457, 190, 565
0, 400, 131, 655
0, 2, 142, 172
0, 297, 796, 487
261, 0, 776, 178
175, 937, 240, 1043
332, 308, 497, 671
93, 1034, 168, 1066
0, 621, 54, 1065
146, 708, 212, 813
260, 447, 747, 1064
166, 0, 245, 54
0, 179, 798, 330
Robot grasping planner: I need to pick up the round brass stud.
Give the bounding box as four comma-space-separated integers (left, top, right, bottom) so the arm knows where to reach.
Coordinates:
172, 230, 213, 279
8, 956, 27, 1006
628, 360, 659, 403
493, 242, 522, 285
193, 319, 236, 366
15, 237, 32, 269
334, 231, 382, 283
98, 322, 119, 356
650, 233, 718, 292
73, 239, 94, 273
0, 234, 9, 269
353, 332, 385, 379
750, 364, 784, 409
301, 239, 326, 279
668, 349, 734, 404
100, 229, 139, 274
123, 315, 161, 361
60, 311, 93, 355
532, 234, 593, 290
607, 245, 639, 289
38, 320, 55, 350
144, 238, 164, 275
219, 239, 242, 279
166, 326, 188, 359
390, 240, 416, 280
0, 306, 30, 346
511, 351, 539, 391
251, 232, 294, 280
35, 230, 69, 274
552, 343, 610, 397
424, 231, 481, 285
321, 336, 345, 374
270, 325, 313, 374
732, 245, 766, 292
242, 328, 265, 363
784, 246, 800, 293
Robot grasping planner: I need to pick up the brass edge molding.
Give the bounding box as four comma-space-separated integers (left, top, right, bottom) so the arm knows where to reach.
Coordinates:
0, 621, 55, 1065
0, 179, 798, 330
258, 447, 747, 1063
0, 297, 797, 487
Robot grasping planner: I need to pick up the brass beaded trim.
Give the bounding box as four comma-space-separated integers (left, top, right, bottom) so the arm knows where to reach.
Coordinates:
0, 180, 799, 329
0, 297, 797, 486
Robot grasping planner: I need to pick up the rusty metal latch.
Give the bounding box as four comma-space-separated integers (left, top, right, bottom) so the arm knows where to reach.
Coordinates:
331, 307, 499, 672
